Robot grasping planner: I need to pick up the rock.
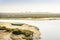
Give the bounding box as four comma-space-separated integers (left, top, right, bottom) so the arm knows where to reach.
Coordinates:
0, 22, 41, 40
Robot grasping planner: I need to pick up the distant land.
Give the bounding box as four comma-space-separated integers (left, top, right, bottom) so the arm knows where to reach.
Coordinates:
0, 12, 60, 18
0, 12, 60, 20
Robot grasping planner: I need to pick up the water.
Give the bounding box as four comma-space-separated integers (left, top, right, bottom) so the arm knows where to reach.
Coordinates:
0, 19, 60, 40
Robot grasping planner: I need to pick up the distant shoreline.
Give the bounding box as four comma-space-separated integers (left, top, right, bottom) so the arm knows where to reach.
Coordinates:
0, 18, 60, 20
0, 13, 60, 18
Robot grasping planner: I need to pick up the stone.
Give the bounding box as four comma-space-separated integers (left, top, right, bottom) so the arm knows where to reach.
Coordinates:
0, 22, 41, 40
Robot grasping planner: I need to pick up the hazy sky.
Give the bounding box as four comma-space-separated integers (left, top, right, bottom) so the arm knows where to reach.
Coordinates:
0, 0, 60, 13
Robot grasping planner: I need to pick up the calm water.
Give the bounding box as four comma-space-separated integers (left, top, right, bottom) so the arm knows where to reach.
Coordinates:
0, 20, 60, 40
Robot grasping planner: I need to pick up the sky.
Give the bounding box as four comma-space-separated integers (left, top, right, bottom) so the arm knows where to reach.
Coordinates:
0, 0, 60, 13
